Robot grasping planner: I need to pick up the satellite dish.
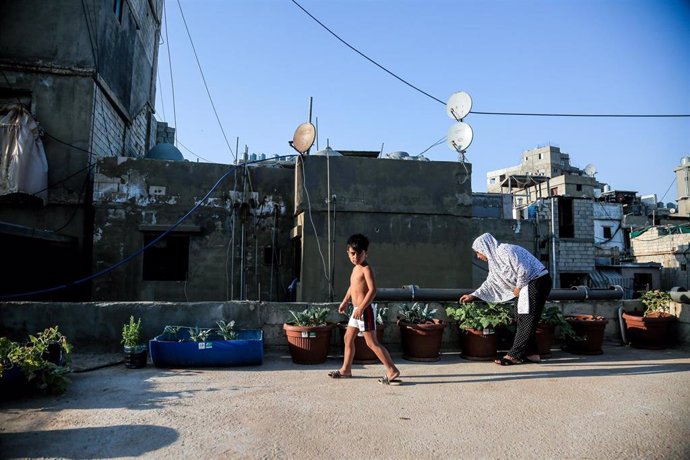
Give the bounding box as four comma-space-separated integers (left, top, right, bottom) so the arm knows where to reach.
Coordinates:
584, 164, 597, 177
447, 122, 473, 151
289, 122, 315, 154
446, 92, 472, 121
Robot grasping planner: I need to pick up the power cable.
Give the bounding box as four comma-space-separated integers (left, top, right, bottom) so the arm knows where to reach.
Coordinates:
175, 0, 236, 161
291, 0, 690, 119
415, 136, 446, 157
659, 177, 677, 203
163, 2, 178, 143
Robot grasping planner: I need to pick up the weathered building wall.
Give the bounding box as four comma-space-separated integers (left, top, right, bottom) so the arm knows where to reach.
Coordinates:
0, 1, 163, 301
92, 157, 295, 302
632, 227, 690, 290
294, 156, 474, 301
553, 197, 595, 285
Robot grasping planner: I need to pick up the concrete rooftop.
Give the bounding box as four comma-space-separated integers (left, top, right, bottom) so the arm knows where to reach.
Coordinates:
1, 345, 689, 459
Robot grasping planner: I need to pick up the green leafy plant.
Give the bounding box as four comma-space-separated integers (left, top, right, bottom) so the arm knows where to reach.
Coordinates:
446, 302, 512, 331
340, 304, 389, 325
397, 302, 438, 324
1, 327, 72, 394
163, 325, 182, 341
121, 316, 143, 347
540, 306, 581, 340
638, 290, 672, 316
188, 327, 213, 342
216, 320, 237, 340
288, 306, 330, 327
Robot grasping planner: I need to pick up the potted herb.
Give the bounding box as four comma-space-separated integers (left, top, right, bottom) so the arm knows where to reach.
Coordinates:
337, 304, 388, 363
536, 306, 581, 357
622, 290, 676, 349
122, 316, 147, 369
283, 306, 335, 364
0, 327, 72, 397
149, 320, 263, 367
563, 313, 608, 355
446, 302, 512, 360
397, 302, 446, 362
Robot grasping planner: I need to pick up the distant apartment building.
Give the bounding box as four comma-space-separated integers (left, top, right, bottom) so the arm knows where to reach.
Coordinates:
675, 156, 690, 217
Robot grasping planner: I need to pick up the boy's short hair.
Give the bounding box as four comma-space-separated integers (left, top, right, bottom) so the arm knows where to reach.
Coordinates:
347, 233, 369, 253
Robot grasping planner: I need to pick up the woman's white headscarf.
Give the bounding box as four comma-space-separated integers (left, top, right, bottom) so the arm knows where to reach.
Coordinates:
470, 233, 516, 302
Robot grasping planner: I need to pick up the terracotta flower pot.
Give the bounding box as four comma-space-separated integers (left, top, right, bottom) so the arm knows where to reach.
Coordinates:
337, 322, 386, 364
622, 311, 676, 349
398, 320, 445, 362
460, 327, 498, 361
535, 323, 555, 358
563, 315, 608, 355
283, 323, 334, 364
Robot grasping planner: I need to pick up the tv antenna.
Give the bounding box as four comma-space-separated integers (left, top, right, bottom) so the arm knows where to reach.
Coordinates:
289, 122, 316, 155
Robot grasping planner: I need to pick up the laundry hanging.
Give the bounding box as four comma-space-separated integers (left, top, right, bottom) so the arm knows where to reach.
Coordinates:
0, 104, 48, 204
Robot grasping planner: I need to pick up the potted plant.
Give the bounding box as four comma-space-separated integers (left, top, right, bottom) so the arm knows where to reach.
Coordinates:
0, 327, 72, 397
149, 320, 263, 367
536, 306, 580, 357
622, 290, 676, 349
337, 304, 388, 364
446, 302, 512, 360
122, 316, 147, 369
397, 302, 446, 362
283, 306, 335, 364
563, 314, 608, 355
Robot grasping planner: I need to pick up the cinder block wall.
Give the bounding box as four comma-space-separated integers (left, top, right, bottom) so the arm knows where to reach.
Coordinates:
1, 300, 688, 352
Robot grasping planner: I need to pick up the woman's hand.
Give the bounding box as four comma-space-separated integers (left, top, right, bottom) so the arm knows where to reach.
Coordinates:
459, 294, 476, 303
513, 287, 521, 297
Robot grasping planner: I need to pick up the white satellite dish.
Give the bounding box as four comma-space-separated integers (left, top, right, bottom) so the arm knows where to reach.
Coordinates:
446, 91, 473, 121
584, 164, 597, 177
447, 122, 473, 151
289, 122, 316, 154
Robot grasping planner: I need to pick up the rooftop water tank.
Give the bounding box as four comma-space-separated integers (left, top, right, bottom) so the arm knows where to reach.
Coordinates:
146, 143, 184, 161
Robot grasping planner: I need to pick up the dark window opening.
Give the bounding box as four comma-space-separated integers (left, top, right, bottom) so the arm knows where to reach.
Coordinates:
263, 245, 282, 266
633, 273, 653, 294
603, 226, 612, 239
576, 184, 582, 191
558, 197, 574, 238
560, 272, 588, 288
681, 264, 687, 271
142, 233, 189, 281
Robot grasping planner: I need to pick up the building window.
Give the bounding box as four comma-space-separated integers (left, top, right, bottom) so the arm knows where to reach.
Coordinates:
603, 226, 612, 239
538, 154, 543, 160
558, 197, 574, 238
551, 187, 558, 196
489, 177, 496, 184
576, 184, 582, 191
113, 0, 123, 22
263, 246, 282, 266
681, 264, 687, 271
142, 233, 189, 281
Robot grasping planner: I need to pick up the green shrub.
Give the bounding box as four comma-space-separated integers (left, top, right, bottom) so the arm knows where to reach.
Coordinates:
288, 306, 330, 327
638, 290, 672, 316
446, 302, 512, 331
397, 302, 438, 324
121, 316, 143, 347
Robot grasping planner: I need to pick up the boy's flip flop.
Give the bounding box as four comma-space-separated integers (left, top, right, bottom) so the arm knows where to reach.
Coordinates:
378, 375, 402, 386
328, 370, 351, 379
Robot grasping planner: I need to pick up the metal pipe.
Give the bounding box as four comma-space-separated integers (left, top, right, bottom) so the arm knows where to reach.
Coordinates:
375, 285, 624, 301
669, 286, 690, 304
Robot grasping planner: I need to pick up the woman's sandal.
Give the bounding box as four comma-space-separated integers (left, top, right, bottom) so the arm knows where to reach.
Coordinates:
495, 356, 523, 366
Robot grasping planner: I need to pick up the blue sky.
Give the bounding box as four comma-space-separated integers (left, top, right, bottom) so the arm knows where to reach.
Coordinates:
156, 0, 690, 203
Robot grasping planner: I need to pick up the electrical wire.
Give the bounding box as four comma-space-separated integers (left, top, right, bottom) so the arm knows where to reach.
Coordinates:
659, 177, 677, 203
163, 2, 178, 143
175, 0, 236, 161
298, 155, 330, 284
0, 154, 298, 300
176, 138, 213, 163
291, 0, 690, 119
415, 136, 446, 157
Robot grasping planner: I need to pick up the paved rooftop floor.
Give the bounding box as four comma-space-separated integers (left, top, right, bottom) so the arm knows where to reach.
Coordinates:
1, 345, 689, 459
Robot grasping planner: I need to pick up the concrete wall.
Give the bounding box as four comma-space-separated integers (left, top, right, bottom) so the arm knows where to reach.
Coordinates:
632, 227, 690, 290
92, 157, 296, 302
294, 155, 474, 301
2, 300, 688, 352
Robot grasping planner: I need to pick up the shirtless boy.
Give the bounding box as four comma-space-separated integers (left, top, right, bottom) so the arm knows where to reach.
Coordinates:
328, 234, 400, 385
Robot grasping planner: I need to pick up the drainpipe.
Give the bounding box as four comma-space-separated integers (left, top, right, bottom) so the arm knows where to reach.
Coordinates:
550, 193, 558, 289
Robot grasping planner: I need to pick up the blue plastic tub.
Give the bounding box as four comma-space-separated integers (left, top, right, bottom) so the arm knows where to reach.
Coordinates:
149, 328, 263, 367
